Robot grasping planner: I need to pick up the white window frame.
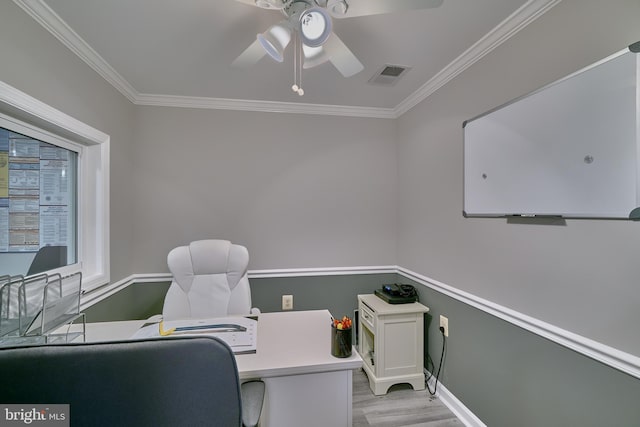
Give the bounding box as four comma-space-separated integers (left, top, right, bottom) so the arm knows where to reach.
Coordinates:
0, 114, 79, 264
0, 81, 110, 293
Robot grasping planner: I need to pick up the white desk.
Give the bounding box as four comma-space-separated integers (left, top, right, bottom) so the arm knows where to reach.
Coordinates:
83, 310, 362, 427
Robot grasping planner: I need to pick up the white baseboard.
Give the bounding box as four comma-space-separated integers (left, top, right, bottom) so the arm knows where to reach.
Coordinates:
425, 369, 486, 427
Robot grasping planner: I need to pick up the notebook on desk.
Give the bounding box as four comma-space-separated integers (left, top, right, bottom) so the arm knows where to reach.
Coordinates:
131, 316, 258, 354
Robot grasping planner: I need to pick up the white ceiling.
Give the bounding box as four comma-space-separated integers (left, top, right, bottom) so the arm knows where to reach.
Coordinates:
16, 0, 559, 118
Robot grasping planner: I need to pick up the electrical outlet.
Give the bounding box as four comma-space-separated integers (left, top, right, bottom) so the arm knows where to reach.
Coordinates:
439, 315, 449, 337
282, 294, 293, 311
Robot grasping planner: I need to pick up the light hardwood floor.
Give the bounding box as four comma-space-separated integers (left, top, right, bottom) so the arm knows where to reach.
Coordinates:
353, 369, 462, 427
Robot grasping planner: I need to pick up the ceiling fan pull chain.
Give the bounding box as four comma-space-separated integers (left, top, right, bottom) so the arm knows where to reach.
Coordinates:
297, 40, 304, 96
291, 34, 304, 96
292, 34, 298, 93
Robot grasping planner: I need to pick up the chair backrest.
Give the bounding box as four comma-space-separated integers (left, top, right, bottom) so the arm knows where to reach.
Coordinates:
0, 336, 242, 427
163, 240, 252, 321
26, 246, 67, 276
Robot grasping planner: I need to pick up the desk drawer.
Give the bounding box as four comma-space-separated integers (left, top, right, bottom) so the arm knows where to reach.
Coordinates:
359, 302, 375, 331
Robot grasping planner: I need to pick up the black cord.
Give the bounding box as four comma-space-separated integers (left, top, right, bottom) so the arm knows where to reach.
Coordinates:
425, 327, 447, 396
424, 353, 435, 380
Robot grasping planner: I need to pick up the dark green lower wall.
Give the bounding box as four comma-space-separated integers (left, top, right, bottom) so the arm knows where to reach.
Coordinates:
403, 276, 640, 427
84, 282, 171, 322
85, 274, 640, 426
84, 274, 397, 323
249, 273, 396, 318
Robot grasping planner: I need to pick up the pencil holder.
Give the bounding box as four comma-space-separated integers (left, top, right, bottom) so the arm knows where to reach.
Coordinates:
331, 325, 352, 358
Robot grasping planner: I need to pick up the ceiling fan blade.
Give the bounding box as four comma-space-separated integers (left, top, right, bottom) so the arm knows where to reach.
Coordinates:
303, 45, 330, 69
233, 0, 258, 6
331, 0, 444, 18
322, 33, 364, 77
232, 0, 287, 9
231, 38, 267, 68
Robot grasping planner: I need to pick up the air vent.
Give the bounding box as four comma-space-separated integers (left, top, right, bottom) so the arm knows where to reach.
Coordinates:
368, 64, 411, 86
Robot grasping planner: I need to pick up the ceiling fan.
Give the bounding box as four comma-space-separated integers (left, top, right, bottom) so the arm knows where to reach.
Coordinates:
231, 0, 444, 95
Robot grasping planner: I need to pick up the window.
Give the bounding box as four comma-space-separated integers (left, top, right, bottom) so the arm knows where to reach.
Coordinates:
0, 123, 78, 275
0, 81, 110, 293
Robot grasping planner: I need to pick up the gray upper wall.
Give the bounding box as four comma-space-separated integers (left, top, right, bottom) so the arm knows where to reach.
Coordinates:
129, 106, 398, 272
2, 0, 640, 362
0, 1, 398, 278
0, 1, 137, 281
397, 0, 640, 356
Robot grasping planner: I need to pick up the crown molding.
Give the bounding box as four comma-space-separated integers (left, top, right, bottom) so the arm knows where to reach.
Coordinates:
394, 0, 562, 117
135, 93, 397, 119
12, 0, 138, 103
13, 0, 559, 119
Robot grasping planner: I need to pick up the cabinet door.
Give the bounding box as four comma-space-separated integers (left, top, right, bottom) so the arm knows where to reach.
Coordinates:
378, 313, 421, 377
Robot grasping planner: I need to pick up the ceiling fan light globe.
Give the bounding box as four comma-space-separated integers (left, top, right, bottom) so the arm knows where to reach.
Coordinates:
257, 34, 283, 62
257, 23, 291, 62
299, 7, 332, 48
327, 0, 348, 15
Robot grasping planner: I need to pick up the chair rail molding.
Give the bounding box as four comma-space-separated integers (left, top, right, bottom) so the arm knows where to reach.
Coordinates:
83, 264, 640, 381
248, 265, 398, 278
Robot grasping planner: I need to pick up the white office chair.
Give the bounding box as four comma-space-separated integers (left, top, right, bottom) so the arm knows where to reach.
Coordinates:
162, 239, 264, 427
162, 239, 259, 321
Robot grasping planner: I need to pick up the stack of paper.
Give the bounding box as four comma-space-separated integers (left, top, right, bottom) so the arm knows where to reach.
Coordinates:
131, 316, 257, 354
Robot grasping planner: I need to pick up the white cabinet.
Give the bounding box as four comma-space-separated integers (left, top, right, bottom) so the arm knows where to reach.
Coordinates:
357, 294, 429, 395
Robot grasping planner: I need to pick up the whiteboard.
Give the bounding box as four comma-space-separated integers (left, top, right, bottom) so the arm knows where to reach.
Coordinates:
463, 43, 639, 219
